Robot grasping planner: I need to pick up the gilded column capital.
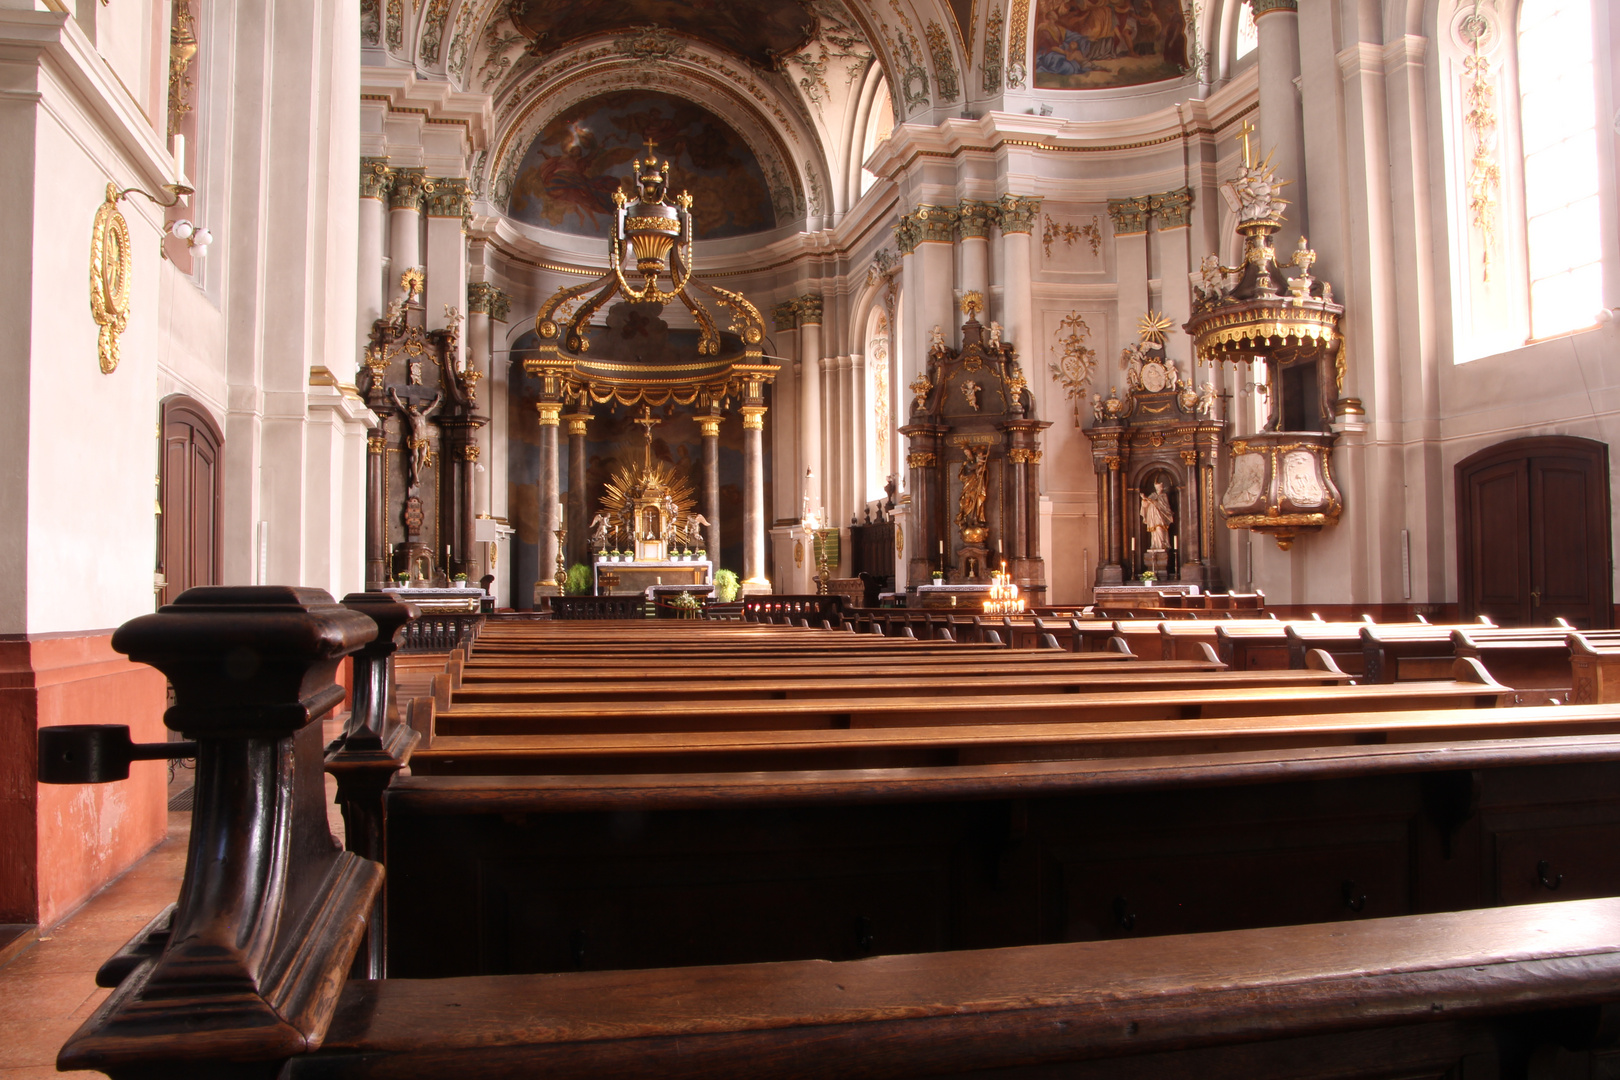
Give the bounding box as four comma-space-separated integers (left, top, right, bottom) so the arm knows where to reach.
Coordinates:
1149, 187, 1195, 230
367, 434, 388, 453
796, 293, 823, 325
461, 443, 481, 462
1180, 449, 1199, 465
1105, 455, 1122, 471
957, 199, 998, 239
913, 204, 959, 245
468, 281, 511, 321
893, 213, 921, 255
424, 178, 472, 218
1107, 196, 1151, 235
536, 402, 562, 426
360, 158, 394, 202
699, 417, 722, 438
1008, 448, 1043, 465
772, 301, 798, 332
997, 194, 1043, 233
1249, 0, 1298, 15
566, 416, 590, 436
907, 451, 937, 469
389, 169, 427, 212
740, 405, 767, 430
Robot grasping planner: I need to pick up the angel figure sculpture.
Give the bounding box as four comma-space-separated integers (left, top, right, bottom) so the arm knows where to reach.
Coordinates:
588, 512, 611, 551
687, 513, 711, 550
987, 321, 1004, 350
929, 324, 947, 355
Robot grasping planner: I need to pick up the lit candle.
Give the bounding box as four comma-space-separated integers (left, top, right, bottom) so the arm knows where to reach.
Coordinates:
939, 540, 944, 555
998, 538, 1003, 554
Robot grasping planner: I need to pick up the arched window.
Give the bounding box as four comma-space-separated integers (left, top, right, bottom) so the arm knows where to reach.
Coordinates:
1443, 0, 1611, 361
865, 307, 891, 500
1517, 0, 1602, 339
1235, 2, 1256, 60
859, 79, 894, 198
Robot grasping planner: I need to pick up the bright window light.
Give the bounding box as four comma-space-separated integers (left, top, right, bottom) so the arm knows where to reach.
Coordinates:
1518, 0, 1602, 338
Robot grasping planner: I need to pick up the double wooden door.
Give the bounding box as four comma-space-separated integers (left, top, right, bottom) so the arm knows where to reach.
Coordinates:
159, 396, 223, 606
1456, 436, 1612, 628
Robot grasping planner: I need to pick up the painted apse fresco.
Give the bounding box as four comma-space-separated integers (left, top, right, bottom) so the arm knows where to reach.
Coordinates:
508, 91, 780, 240
512, 0, 816, 66
1032, 0, 1190, 89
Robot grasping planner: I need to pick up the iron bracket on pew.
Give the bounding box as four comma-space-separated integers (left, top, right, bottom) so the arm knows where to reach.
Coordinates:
42, 586, 381, 1080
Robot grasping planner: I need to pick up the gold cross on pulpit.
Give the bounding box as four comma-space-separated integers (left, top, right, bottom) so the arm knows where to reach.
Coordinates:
1236, 120, 1256, 169
642, 137, 658, 161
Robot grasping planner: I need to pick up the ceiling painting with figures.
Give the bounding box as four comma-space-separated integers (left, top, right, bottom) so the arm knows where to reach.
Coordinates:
511, 0, 818, 65
1033, 0, 1191, 89
507, 91, 779, 240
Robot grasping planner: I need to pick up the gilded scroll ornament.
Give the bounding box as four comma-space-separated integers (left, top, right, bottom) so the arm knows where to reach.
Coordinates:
1460, 7, 1499, 281
1042, 214, 1102, 258
90, 184, 133, 375
1048, 310, 1097, 424
167, 0, 198, 138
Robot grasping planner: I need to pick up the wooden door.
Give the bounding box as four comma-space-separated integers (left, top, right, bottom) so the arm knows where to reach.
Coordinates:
159, 396, 223, 606
1457, 437, 1611, 628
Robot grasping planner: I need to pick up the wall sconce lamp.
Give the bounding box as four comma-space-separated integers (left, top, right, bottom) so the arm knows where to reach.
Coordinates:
163, 218, 212, 255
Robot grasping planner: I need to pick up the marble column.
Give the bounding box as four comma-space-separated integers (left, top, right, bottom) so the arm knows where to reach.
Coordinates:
365, 429, 388, 588
1180, 448, 1202, 576
995, 195, 1041, 359
1105, 456, 1124, 577
1154, 191, 1196, 372
1109, 197, 1151, 339
796, 297, 823, 515
357, 159, 391, 358
1252, 0, 1307, 252
424, 180, 471, 362
700, 412, 721, 561
958, 199, 995, 315
1011, 453, 1030, 561
387, 169, 425, 287
464, 304, 490, 513
564, 410, 590, 567
741, 404, 769, 589
537, 402, 561, 591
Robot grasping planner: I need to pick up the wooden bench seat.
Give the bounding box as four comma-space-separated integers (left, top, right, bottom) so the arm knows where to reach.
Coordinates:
459, 656, 1148, 682
295, 896, 1620, 1080
408, 702, 1620, 775
429, 676, 1507, 737
443, 667, 1345, 705
1572, 631, 1620, 703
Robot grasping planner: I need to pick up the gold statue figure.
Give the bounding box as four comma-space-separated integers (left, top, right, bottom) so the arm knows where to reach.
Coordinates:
956, 444, 989, 529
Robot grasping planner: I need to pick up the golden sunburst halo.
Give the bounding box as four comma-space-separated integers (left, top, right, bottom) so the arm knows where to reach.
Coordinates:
1138, 310, 1175, 346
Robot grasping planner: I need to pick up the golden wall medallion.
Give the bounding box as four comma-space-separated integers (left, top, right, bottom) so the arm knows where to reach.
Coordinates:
90, 183, 132, 374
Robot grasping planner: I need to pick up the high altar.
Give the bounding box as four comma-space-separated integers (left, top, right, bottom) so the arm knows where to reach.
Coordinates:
527, 144, 778, 595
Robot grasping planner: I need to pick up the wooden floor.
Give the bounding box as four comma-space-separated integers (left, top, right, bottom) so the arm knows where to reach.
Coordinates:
0, 715, 350, 1080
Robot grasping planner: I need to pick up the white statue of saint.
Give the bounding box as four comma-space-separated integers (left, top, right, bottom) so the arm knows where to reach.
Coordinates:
1139, 479, 1174, 551
929, 324, 947, 354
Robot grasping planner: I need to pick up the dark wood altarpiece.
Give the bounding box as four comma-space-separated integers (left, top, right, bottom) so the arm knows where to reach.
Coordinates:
362, 279, 486, 589
901, 313, 1050, 598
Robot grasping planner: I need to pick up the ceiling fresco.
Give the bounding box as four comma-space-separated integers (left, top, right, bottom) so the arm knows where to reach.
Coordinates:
1032, 0, 1191, 89
511, 0, 819, 67
507, 90, 780, 240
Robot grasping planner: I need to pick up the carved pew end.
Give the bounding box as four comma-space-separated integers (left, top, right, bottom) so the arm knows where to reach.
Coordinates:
38, 725, 197, 785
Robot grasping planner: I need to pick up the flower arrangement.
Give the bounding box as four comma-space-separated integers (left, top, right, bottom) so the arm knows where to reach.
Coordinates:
394, 571, 408, 583
670, 591, 701, 619
1140, 569, 1157, 583
452, 572, 468, 583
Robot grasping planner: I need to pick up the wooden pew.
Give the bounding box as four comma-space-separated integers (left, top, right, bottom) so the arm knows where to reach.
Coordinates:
427, 672, 1508, 737
1572, 632, 1620, 704
388, 719, 1620, 979
409, 700, 1620, 776
43, 589, 1620, 1080
1360, 620, 1496, 683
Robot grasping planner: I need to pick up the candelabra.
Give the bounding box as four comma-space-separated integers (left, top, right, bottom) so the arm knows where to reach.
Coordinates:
983, 563, 1025, 616
554, 527, 568, 597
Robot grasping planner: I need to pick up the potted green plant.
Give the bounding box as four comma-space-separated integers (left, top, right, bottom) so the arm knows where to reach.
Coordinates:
1140, 569, 1157, 584
566, 563, 593, 596
452, 572, 468, 584
931, 570, 945, 584
695, 549, 707, 562
394, 571, 408, 585
714, 568, 741, 602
